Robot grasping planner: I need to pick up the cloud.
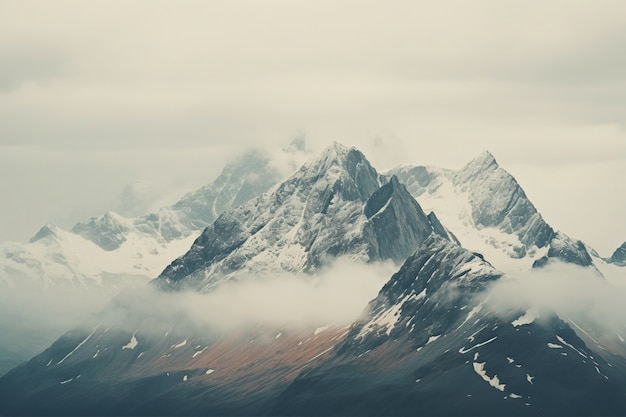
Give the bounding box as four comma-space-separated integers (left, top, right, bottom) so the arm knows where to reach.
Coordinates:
1, 0, 626, 255
485, 262, 626, 344
102, 258, 396, 334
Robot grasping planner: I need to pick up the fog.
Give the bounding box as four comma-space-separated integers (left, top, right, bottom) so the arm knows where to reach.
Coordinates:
103, 259, 396, 334
0, 278, 119, 375
486, 263, 626, 343
2, 1, 626, 255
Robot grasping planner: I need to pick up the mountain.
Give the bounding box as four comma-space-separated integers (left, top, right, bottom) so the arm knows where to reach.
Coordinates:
3, 237, 624, 415
608, 241, 626, 266
0, 143, 455, 415
388, 151, 596, 274
158, 142, 452, 291
273, 235, 626, 416
2, 143, 625, 415
0, 143, 306, 376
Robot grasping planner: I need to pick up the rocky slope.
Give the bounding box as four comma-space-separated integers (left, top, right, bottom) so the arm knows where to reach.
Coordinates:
274, 236, 626, 416
389, 151, 597, 274
158, 142, 452, 291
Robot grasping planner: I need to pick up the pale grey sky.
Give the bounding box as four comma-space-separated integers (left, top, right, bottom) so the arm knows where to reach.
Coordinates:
1, 1, 625, 255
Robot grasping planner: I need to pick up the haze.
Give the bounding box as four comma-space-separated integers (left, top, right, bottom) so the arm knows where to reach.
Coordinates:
1, 1, 626, 255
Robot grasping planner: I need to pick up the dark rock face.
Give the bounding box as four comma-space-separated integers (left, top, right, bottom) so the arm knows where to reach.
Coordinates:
273, 236, 626, 416
364, 176, 440, 263
533, 232, 594, 268
390, 151, 555, 251
158, 144, 450, 290
609, 241, 626, 266
72, 212, 129, 251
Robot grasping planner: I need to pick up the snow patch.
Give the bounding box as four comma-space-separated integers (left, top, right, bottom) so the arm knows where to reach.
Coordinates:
122, 332, 138, 350
314, 326, 329, 336
57, 327, 97, 364
547, 343, 563, 349
205, 369, 215, 375
193, 346, 208, 358
556, 335, 588, 358
459, 336, 497, 354
172, 339, 187, 349
473, 361, 505, 391
512, 309, 537, 327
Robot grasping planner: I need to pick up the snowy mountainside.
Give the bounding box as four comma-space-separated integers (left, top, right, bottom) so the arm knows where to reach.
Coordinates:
158, 143, 451, 291
388, 151, 596, 274
1, 144, 305, 290
0, 143, 305, 376
274, 235, 626, 416
72, 147, 301, 250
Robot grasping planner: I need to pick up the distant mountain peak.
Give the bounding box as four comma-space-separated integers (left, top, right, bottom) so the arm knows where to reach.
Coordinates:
158, 144, 449, 288
29, 222, 59, 243
463, 150, 498, 173
608, 241, 626, 266
284, 134, 307, 153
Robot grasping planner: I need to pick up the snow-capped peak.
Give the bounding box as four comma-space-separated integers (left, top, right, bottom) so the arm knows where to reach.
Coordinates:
462, 150, 498, 174
29, 222, 60, 244
158, 143, 449, 289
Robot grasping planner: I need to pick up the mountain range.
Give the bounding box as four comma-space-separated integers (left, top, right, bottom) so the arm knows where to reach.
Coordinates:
0, 141, 625, 415
0, 141, 307, 375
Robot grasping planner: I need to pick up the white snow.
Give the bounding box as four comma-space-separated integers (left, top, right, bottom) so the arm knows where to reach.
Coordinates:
506, 357, 514, 364
556, 335, 588, 358
205, 369, 215, 375
122, 332, 138, 350
172, 339, 188, 349
275, 332, 283, 339
57, 327, 97, 364
307, 346, 335, 363
509, 393, 523, 399
459, 302, 484, 329
92, 349, 99, 359
183, 375, 188, 381
60, 378, 74, 385
426, 335, 441, 344
472, 361, 506, 391
358, 293, 414, 338
512, 309, 538, 327
526, 374, 534, 384
314, 326, 329, 336
547, 343, 563, 349
192, 346, 208, 358
459, 336, 497, 354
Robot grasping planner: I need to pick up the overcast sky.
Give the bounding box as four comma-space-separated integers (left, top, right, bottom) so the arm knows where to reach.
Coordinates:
1, 1, 626, 255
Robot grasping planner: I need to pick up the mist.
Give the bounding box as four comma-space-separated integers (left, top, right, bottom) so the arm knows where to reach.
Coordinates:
0, 277, 125, 375
102, 258, 396, 335
485, 262, 626, 345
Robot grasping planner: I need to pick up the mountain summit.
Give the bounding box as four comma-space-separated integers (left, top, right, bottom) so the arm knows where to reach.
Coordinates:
159, 143, 450, 290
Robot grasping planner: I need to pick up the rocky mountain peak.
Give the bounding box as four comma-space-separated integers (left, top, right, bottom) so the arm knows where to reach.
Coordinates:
463, 150, 498, 173
158, 144, 448, 289
28, 222, 60, 243
609, 241, 626, 266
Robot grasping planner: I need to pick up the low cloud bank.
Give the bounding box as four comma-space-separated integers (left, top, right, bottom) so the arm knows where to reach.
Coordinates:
486, 262, 626, 342
105, 258, 395, 334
